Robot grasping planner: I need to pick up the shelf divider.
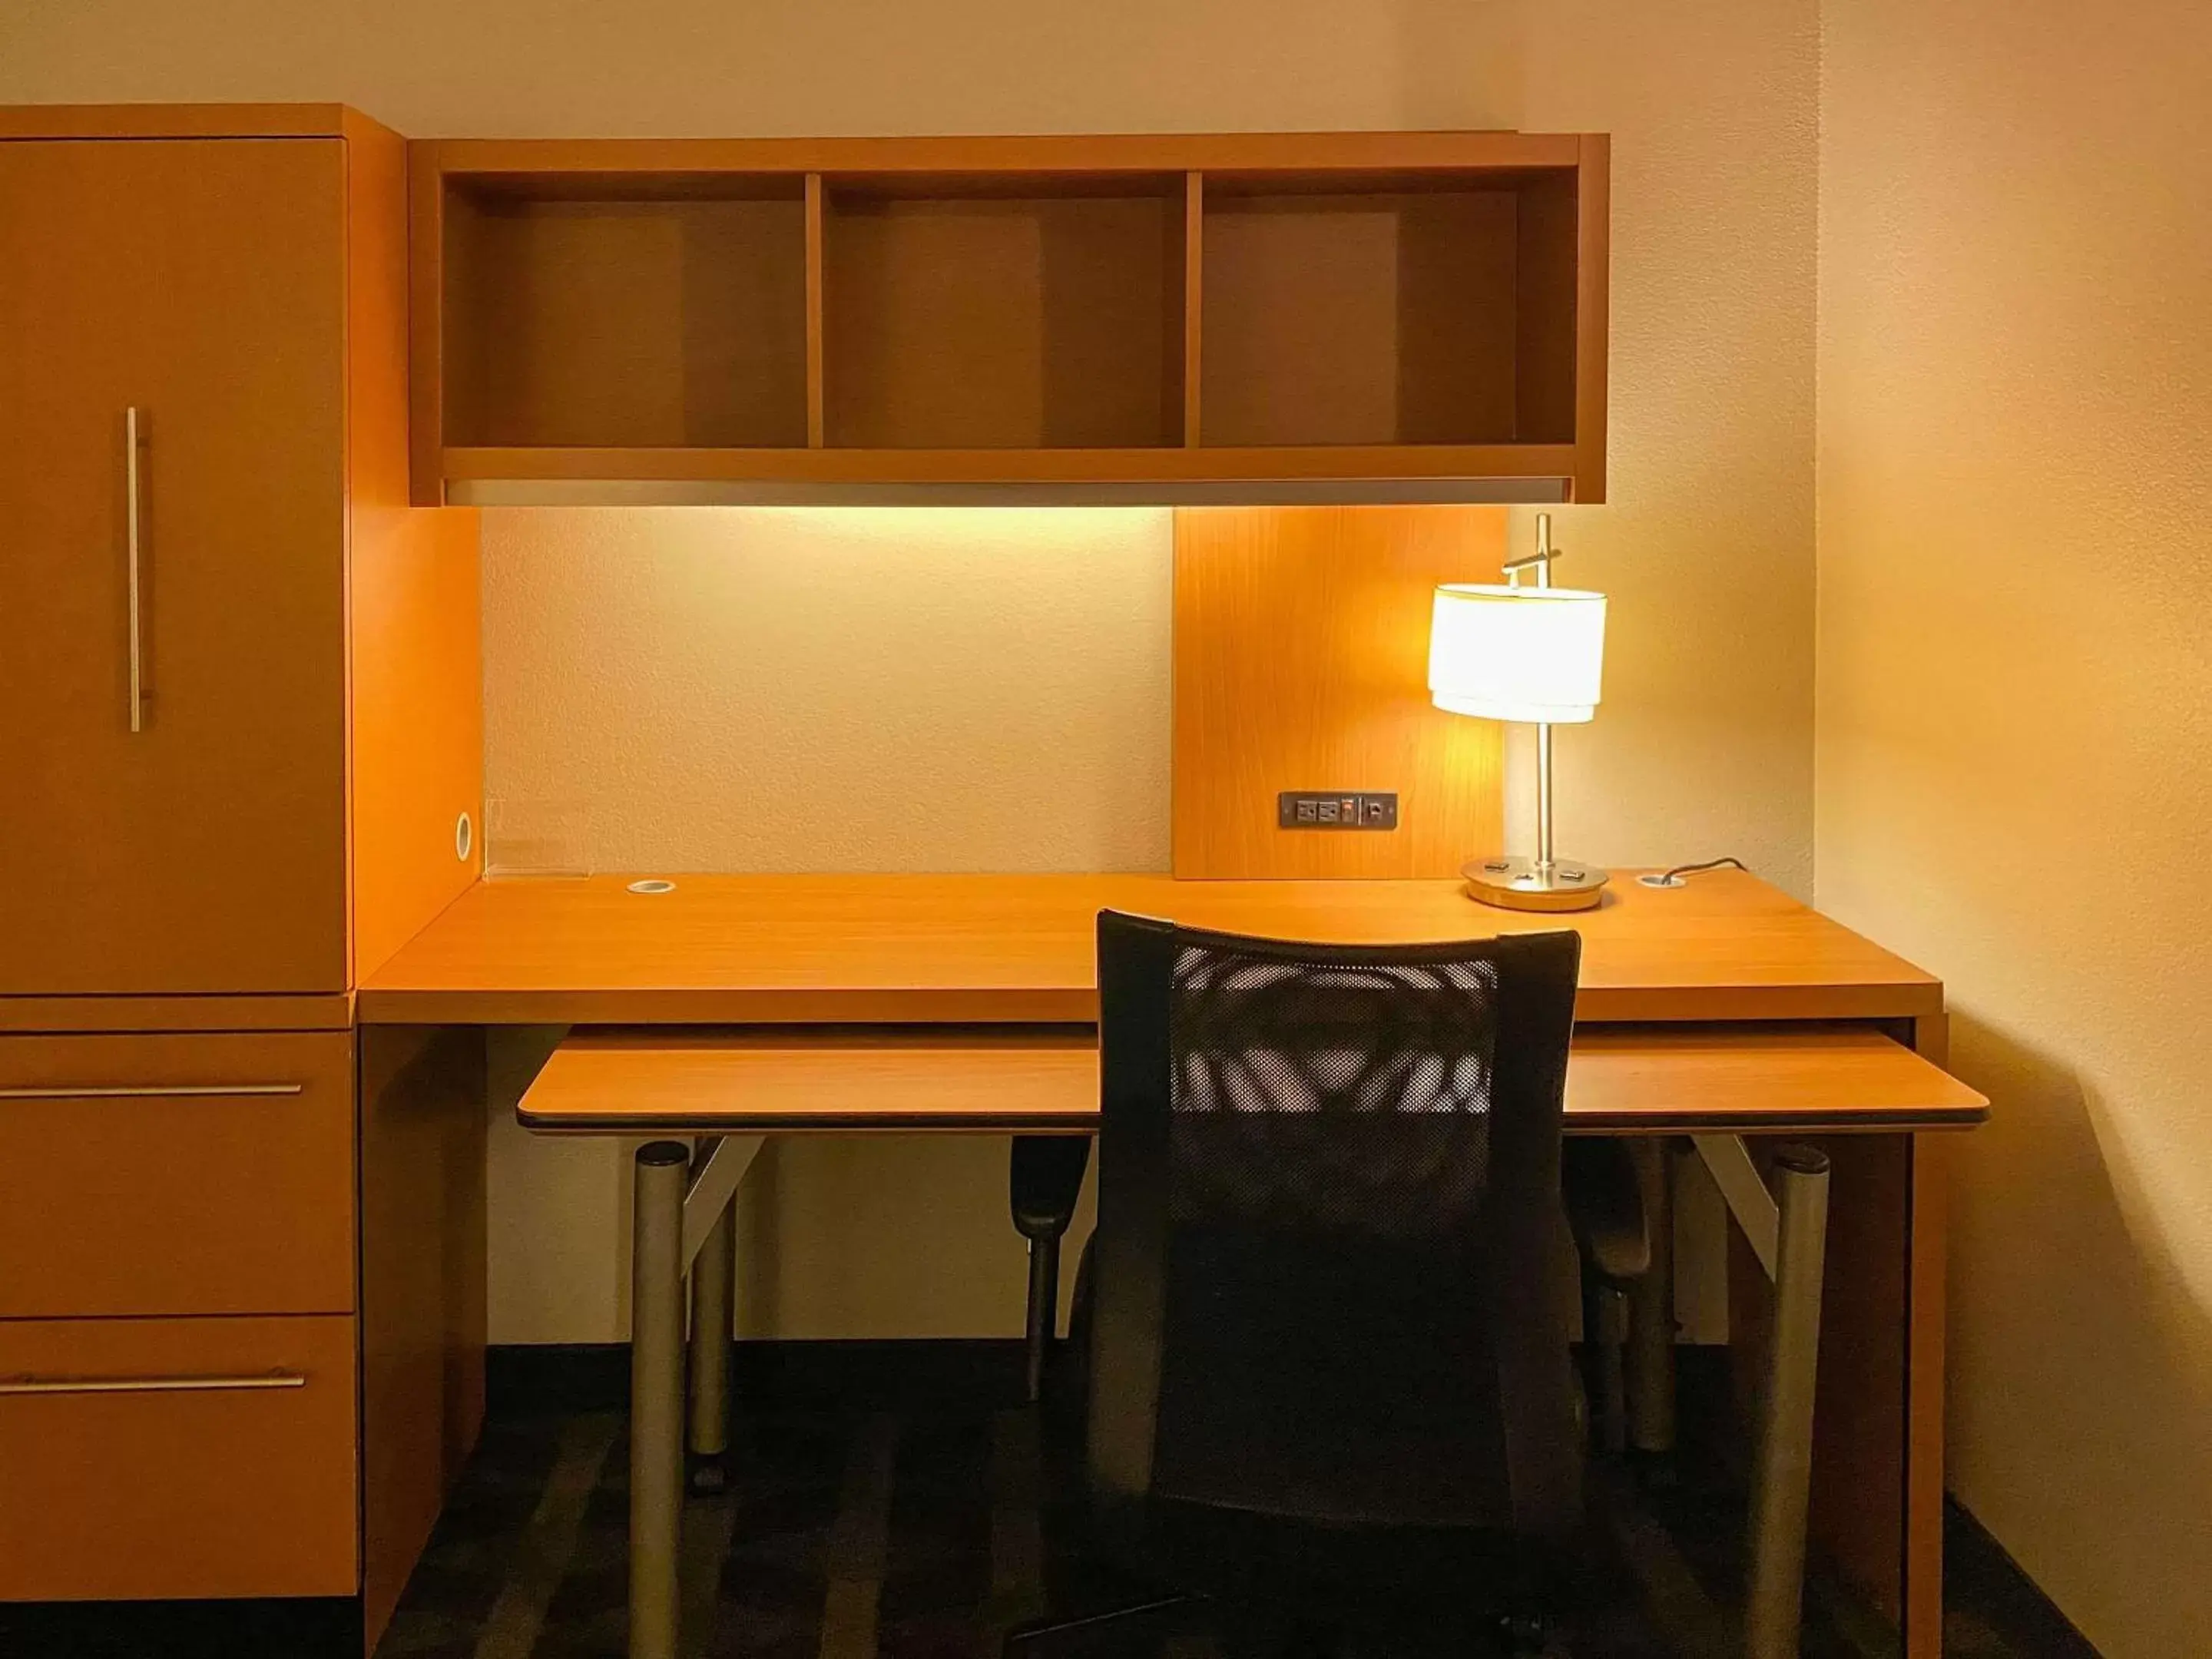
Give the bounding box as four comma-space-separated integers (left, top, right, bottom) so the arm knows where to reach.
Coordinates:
1573, 135, 1611, 502
804, 173, 827, 449
1182, 172, 1204, 448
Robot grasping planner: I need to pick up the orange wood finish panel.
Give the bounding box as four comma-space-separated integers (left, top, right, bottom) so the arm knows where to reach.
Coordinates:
360, 1025, 488, 1651
0, 1314, 358, 1601
346, 113, 486, 985
0, 992, 355, 1035
349, 500, 484, 982
1181, 174, 1204, 443
804, 174, 828, 447
1570, 1026, 1983, 1129
1800, 1133, 1912, 1618
1571, 134, 1611, 502
1905, 1010, 1952, 1657
0, 1031, 356, 1317
422, 131, 1587, 179
1902, 1134, 1949, 1654
0, 104, 356, 141
1172, 506, 1507, 878
439, 439, 1582, 492
0, 137, 350, 995
409, 139, 452, 507
517, 1023, 1985, 1136
359, 868, 1944, 1027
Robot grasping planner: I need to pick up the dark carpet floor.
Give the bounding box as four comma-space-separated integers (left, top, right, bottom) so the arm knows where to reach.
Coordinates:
371, 1345, 2088, 1659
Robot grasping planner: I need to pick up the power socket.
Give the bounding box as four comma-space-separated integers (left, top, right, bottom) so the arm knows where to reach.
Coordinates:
1277, 791, 1399, 830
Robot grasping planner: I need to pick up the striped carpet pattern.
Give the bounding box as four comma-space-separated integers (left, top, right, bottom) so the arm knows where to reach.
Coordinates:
373, 1348, 2048, 1659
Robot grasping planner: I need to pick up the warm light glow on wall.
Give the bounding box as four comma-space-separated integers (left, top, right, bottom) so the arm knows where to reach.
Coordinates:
714, 505, 1171, 541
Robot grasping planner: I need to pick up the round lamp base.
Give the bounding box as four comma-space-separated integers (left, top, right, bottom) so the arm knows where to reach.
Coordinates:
1462, 856, 1611, 913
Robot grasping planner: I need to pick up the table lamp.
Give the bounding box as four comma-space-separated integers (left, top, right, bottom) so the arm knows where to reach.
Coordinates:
1428, 512, 1609, 912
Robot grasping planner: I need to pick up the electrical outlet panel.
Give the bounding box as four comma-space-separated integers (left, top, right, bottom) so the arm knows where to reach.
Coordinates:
1277, 791, 1399, 831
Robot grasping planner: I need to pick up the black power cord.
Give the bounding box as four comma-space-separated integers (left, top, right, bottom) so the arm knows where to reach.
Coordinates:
1637, 856, 1749, 889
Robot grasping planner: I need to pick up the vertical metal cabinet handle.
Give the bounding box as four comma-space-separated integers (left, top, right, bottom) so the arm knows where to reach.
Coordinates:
0, 1371, 307, 1396
125, 406, 144, 733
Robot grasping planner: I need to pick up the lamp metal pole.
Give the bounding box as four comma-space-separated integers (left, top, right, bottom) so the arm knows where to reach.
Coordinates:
1531, 513, 1556, 876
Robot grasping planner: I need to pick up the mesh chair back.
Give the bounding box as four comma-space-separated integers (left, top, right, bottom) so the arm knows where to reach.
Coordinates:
1088, 912, 1584, 1536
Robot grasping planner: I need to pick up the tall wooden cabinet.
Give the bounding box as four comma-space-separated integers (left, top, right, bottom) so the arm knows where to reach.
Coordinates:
0, 112, 483, 1002
0, 105, 486, 1648
0, 137, 352, 994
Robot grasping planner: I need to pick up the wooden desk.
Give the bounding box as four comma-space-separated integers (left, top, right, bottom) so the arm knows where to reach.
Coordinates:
361, 868, 1941, 1026
361, 866, 1970, 1659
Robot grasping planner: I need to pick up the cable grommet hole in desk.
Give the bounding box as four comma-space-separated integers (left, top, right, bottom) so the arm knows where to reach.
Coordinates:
628, 879, 676, 895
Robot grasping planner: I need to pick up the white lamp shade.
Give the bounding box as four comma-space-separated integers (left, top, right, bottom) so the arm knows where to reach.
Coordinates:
1428, 583, 1608, 725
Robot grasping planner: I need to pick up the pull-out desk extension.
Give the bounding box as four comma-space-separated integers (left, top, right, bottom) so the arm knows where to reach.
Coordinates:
360, 868, 1982, 1659
517, 1022, 1985, 1136
518, 1022, 1985, 1659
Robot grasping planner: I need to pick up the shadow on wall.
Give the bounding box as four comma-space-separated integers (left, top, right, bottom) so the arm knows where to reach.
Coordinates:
737, 1137, 786, 1336
1942, 1009, 2212, 1649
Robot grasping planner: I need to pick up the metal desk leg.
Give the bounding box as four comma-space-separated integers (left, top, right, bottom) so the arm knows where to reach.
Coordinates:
687, 1141, 735, 1495
631, 1141, 690, 1659
1693, 1136, 1833, 1659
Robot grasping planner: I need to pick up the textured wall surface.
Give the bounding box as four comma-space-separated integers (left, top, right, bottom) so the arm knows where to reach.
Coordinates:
480, 508, 1173, 876
1816, 2, 2212, 1649
2, 0, 1817, 1344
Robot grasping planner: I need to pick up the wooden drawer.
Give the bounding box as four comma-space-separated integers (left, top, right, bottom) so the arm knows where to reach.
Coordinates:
0, 1314, 357, 1600
0, 1031, 354, 1316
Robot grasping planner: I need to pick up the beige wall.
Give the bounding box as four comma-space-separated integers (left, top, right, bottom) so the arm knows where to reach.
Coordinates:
479, 508, 1174, 876
479, 508, 1165, 1341
1, 0, 1817, 1343
1816, 2, 2212, 1650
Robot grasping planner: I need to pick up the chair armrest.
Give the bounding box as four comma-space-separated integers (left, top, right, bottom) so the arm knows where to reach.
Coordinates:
1562, 1137, 1651, 1288
1010, 1134, 1094, 1239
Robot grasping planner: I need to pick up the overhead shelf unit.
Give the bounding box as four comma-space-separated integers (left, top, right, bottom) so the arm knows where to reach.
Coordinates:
409, 132, 1608, 506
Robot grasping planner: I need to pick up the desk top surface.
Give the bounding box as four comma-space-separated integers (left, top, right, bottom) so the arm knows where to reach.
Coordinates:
360, 869, 1940, 1027
517, 1024, 1988, 1134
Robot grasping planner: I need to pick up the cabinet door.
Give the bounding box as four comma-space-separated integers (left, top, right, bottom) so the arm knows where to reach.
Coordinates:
0, 139, 348, 994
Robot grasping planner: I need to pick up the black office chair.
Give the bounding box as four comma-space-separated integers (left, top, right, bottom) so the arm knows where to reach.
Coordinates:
1008, 912, 1623, 1657
1008, 1149, 1645, 1433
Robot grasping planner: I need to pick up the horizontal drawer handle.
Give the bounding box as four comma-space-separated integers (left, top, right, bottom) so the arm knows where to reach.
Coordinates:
0, 1369, 308, 1397
0, 1083, 305, 1102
